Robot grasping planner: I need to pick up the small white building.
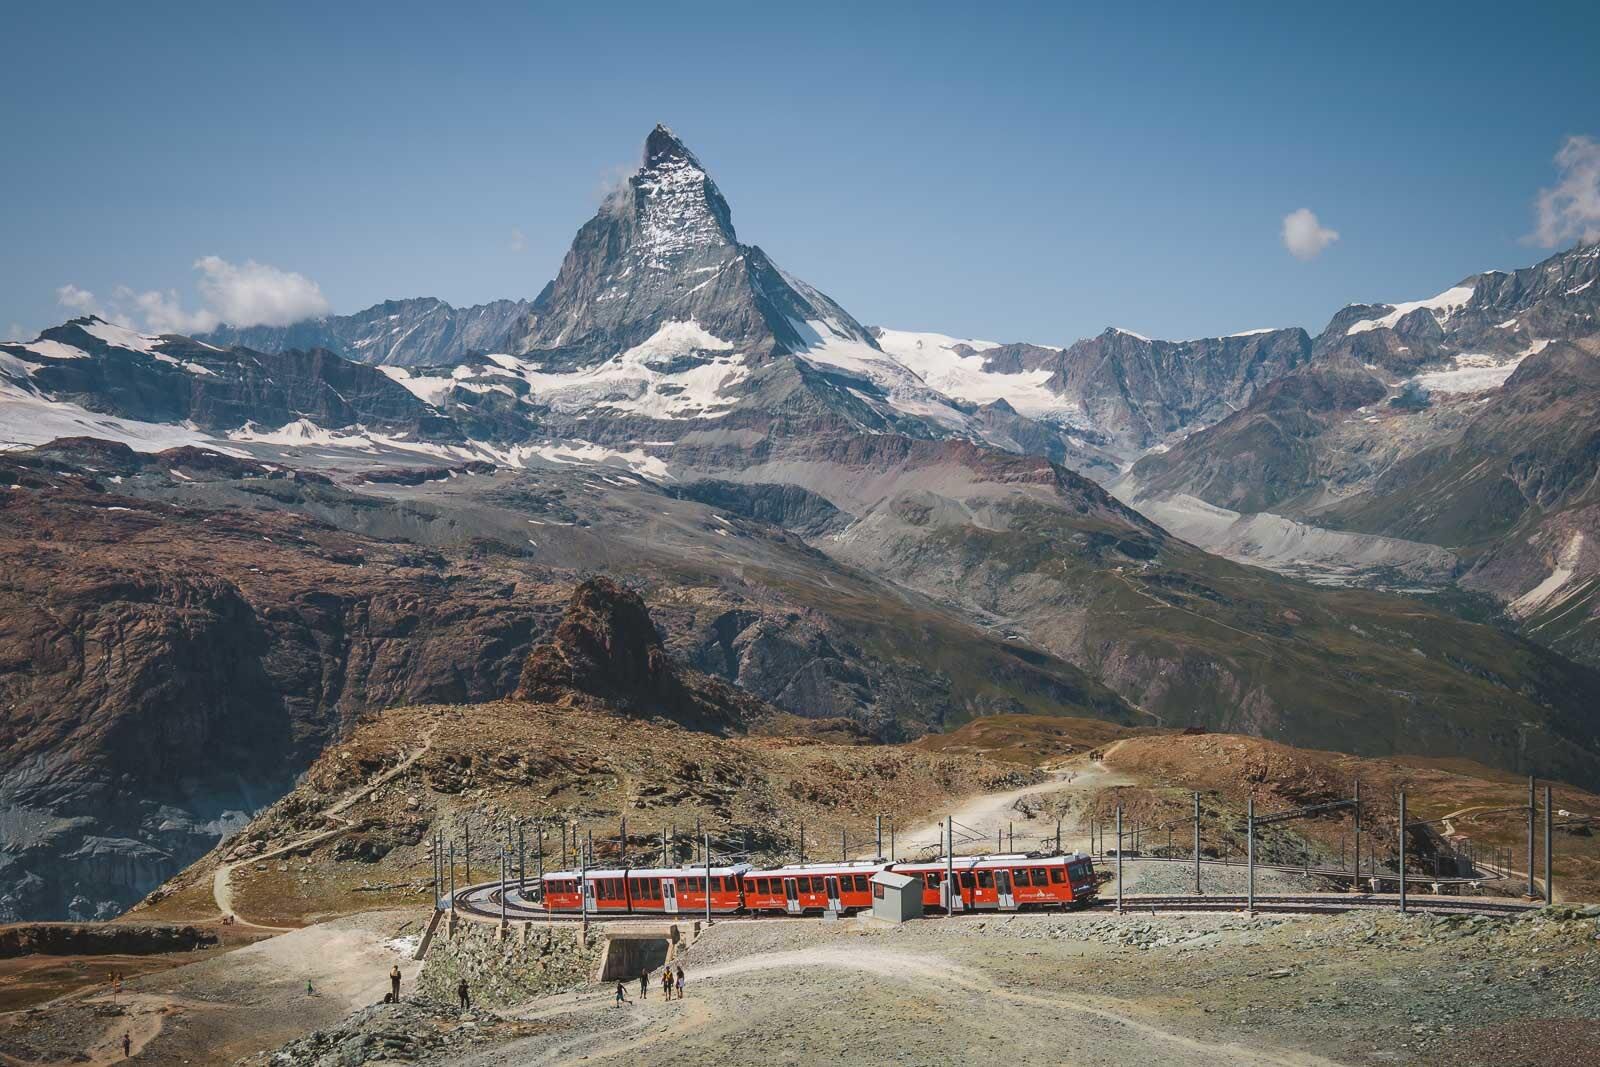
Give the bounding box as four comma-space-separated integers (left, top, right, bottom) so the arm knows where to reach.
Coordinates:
870, 870, 923, 924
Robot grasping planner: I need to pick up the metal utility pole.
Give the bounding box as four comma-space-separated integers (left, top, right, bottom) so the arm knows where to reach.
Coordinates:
890, 819, 896, 862
579, 848, 588, 937
1528, 776, 1537, 899
1246, 794, 1255, 915
661, 828, 669, 867
841, 827, 847, 861
695, 817, 702, 861
704, 833, 713, 925
1544, 784, 1553, 904
449, 841, 457, 913
500, 851, 507, 926
945, 816, 955, 913
876, 815, 883, 861
1353, 780, 1361, 883
537, 824, 544, 886
620, 817, 627, 866
518, 823, 526, 892
1398, 791, 1407, 915
1193, 792, 1202, 894
799, 824, 805, 864
1008, 821, 1014, 852
1056, 818, 1062, 854
1115, 805, 1123, 913
464, 820, 471, 883
996, 828, 1002, 853
561, 824, 568, 870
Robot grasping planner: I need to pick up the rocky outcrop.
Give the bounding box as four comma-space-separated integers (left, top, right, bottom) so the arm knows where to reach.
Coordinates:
515, 577, 774, 734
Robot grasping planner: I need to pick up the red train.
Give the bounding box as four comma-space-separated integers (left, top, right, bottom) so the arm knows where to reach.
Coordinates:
536, 852, 1095, 916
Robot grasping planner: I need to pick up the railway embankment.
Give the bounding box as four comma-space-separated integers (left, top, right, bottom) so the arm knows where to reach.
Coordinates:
416, 919, 601, 1009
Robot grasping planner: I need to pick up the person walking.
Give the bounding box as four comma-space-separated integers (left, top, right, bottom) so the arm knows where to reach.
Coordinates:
674, 964, 685, 999
639, 970, 649, 1000
615, 981, 629, 1006
457, 977, 470, 1010
390, 964, 402, 1003
122, 1032, 131, 1058
661, 967, 673, 999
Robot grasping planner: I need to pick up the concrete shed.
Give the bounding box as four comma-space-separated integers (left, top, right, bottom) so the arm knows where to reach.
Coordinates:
870, 870, 923, 924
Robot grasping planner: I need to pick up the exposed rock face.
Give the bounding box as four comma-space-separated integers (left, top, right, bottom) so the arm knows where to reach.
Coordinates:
507, 125, 876, 368
1041, 327, 1313, 454
0, 448, 557, 921
515, 577, 773, 734
201, 296, 533, 367
1128, 358, 1389, 513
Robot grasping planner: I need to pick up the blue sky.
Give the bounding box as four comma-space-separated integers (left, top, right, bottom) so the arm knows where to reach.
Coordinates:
5, 1, 1599, 346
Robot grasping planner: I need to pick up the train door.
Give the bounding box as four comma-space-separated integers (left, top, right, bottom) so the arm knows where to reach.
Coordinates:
582, 877, 595, 912
783, 878, 801, 915
995, 869, 1016, 910
662, 878, 678, 914
825, 876, 842, 912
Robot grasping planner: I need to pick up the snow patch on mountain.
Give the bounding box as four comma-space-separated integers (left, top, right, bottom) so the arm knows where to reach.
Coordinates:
1512, 531, 1587, 619
384, 320, 749, 421
0, 380, 218, 453
1411, 353, 1526, 395
1346, 284, 1476, 335
873, 328, 1064, 416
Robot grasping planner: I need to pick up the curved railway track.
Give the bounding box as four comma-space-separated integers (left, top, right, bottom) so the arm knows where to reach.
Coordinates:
443, 881, 1538, 925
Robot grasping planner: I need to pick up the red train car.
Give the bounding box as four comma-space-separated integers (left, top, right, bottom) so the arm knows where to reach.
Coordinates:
891, 853, 1095, 912
537, 864, 751, 915
743, 861, 885, 914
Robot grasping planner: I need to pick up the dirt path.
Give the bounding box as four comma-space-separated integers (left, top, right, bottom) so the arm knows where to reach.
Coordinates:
213, 729, 438, 927
887, 751, 1132, 859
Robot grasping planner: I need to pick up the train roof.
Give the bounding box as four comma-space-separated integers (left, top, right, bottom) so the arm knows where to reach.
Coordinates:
745, 861, 889, 877
539, 864, 752, 880
891, 852, 1089, 871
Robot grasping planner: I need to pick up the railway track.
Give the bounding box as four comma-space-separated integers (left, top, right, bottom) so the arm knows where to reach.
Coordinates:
444, 881, 1539, 924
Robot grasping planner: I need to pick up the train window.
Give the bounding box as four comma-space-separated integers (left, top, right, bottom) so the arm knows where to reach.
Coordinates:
925, 872, 942, 887
1031, 869, 1049, 887
959, 872, 974, 889
853, 875, 868, 892
799, 877, 814, 893
1050, 868, 1065, 884
977, 871, 994, 888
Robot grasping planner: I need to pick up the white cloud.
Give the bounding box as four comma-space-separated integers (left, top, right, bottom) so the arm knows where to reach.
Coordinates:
56, 258, 331, 335
55, 284, 104, 317
192, 256, 331, 328
1282, 208, 1340, 260
510, 227, 527, 253
1529, 134, 1600, 247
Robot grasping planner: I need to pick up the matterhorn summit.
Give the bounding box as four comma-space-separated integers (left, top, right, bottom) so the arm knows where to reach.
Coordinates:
507, 124, 877, 368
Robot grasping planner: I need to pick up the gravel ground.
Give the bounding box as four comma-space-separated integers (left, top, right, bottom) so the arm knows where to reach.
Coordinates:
1114, 856, 1321, 895
422, 905, 1600, 1067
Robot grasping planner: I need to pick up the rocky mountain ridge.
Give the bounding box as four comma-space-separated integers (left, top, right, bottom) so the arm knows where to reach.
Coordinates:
200, 296, 532, 367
